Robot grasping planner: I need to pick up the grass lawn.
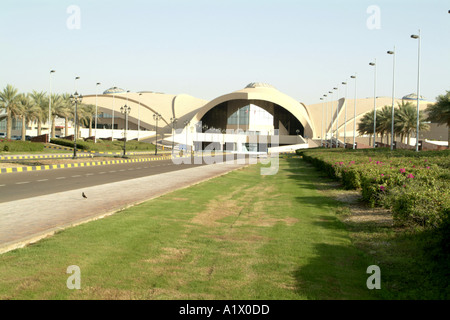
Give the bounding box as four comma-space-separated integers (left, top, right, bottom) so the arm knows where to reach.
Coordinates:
0, 157, 380, 300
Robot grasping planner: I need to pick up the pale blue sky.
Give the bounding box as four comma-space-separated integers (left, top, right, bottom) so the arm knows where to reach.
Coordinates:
0, 0, 449, 105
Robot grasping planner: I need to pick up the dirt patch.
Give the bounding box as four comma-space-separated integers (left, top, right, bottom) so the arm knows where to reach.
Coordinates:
314, 179, 393, 227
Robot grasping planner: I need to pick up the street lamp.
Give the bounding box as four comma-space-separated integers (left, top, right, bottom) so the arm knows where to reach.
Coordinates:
351, 74, 357, 149
333, 87, 339, 148
328, 91, 333, 147
411, 30, 421, 152
70, 92, 83, 159
111, 86, 117, 140
184, 120, 190, 153
170, 117, 178, 152
138, 93, 142, 141
320, 97, 324, 147
48, 70, 55, 143
153, 113, 161, 155
342, 81, 348, 148
120, 104, 131, 158
94, 82, 101, 143
369, 60, 377, 148
387, 48, 396, 150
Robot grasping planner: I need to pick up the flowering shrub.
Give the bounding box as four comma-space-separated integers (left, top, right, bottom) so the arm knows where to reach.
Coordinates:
299, 148, 450, 228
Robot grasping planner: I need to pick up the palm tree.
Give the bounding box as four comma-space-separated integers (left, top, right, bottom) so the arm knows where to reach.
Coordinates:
29, 90, 47, 136
55, 94, 72, 138
426, 90, 450, 146
377, 106, 393, 145
0, 84, 20, 139
357, 111, 375, 146
81, 104, 96, 138
394, 101, 429, 145
17, 93, 33, 141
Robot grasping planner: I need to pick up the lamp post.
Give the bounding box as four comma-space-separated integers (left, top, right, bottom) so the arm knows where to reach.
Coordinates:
320, 97, 324, 147
387, 48, 396, 150
351, 74, 357, 149
153, 113, 161, 155
328, 91, 333, 147
170, 117, 178, 152
70, 92, 83, 159
138, 93, 142, 141
369, 60, 377, 148
184, 120, 190, 153
48, 70, 55, 143
94, 82, 101, 143
120, 104, 131, 158
111, 86, 117, 140
411, 30, 421, 152
342, 81, 348, 148
333, 87, 339, 148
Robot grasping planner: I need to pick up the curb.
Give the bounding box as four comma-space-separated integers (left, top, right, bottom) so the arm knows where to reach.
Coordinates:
0, 155, 174, 174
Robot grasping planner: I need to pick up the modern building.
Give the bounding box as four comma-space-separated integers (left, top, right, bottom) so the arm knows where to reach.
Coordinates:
1, 82, 447, 150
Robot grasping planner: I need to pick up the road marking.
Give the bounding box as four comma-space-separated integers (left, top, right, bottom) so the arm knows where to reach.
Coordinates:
99, 172, 106, 174
119, 169, 126, 172
16, 181, 30, 185
109, 170, 116, 173
56, 177, 66, 180
85, 173, 94, 176
71, 175, 81, 178
0, 184, 5, 187
37, 179, 49, 182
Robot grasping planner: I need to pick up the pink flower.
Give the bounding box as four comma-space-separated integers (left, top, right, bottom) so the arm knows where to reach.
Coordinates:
407, 174, 414, 179
399, 168, 406, 173
379, 186, 385, 191
381, 174, 385, 177
426, 166, 430, 169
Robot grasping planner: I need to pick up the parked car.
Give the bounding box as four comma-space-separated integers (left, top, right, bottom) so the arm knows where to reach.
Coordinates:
11, 135, 21, 140
0, 132, 6, 138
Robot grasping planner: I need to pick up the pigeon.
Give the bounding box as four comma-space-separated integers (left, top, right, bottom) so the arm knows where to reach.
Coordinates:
82, 192, 87, 199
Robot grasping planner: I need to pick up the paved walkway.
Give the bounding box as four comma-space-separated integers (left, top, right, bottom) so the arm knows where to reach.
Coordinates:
0, 160, 247, 254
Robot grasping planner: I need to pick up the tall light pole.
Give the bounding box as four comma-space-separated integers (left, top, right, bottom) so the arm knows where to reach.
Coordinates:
334, 87, 339, 148
48, 70, 55, 143
342, 81, 348, 148
411, 30, 421, 152
120, 104, 131, 158
351, 75, 357, 149
320, 97, 324, 147
328, 91, 333, 147
369, 60, 377, 148
138, 93, 142, 141
94, 82, 101, 143
111, 86, 117, 140
170, 117, 178, 152
387, 48, 396, 150
153, 113, 161, 155
184, 120, 190, 153
70, 92, 83, 159
74, 77, 80, 139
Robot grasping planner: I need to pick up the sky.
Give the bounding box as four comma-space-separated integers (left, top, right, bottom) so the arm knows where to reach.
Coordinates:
0, 0, 449, 105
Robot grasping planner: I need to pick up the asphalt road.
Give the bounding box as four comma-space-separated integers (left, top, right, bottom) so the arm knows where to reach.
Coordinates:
0, 158, 203, 203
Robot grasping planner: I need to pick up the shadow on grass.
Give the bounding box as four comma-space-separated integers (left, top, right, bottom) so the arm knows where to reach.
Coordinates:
292, 242, 380, 300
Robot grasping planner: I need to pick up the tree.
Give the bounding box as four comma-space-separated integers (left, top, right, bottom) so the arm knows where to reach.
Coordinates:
377, 105, 393, 145
426, 90, 450, 146
55, 94, 72, 137
17, 93, 33, 141
0, 84, 20, 139
29, 90, 47, 136
394, 101, 429, 145
357, 111, 375, 146
81, 104, 96, 138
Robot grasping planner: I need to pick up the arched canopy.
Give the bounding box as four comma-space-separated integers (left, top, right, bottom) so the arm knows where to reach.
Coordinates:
192, 83, 315, 138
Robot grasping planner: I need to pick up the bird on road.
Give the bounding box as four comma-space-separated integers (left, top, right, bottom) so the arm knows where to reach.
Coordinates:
82, 192, 87, 199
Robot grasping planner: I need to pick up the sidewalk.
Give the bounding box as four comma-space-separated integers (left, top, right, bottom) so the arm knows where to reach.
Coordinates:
0, 160, 247, 254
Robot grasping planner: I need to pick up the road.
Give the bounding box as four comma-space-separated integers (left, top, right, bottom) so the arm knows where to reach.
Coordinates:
0, 158, 202, 203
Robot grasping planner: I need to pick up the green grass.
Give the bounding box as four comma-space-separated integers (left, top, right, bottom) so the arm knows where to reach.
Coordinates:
0, 158, 383, 300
